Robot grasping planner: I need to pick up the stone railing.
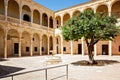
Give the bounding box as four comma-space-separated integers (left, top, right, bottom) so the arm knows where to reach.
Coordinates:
22, 20, 31, 26
0, 14, 5, 20
41, 25, 48, 31
32, 23, 40, 28
7, 16, 20, 24
49, 27, 54, 32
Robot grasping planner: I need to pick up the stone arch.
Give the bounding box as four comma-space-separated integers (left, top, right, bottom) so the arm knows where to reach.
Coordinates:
49, 16, 53, 28
111, 0, 120, 19
33, 9, 40, 24
63, 13, 70, 24
7, 29, 19, 57
21, 31, 31, 56
0, 27, 4, 58
22, 5, 31, 22
49, 36, 53, 54
8, 0, 19, 19
56, 35, 61, 54
96, 4, 108, 15
73, 10, 80, 17
33, 33, 40, 55
0, 0, 5, 15
84, 7, 93, 11
55, 16, 61, 28
42, 13, 48, 27
42, 34, 48, 55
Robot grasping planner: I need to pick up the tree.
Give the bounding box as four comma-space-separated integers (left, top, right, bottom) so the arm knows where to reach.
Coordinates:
61, 10, 120, 64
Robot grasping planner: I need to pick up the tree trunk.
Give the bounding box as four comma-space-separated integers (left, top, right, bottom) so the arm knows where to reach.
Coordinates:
87, 45, 95, 64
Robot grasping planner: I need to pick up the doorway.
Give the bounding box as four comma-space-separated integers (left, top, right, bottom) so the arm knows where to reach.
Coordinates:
14, 43, 19, 55
102, 45, 108, 55
78, 44, 82, 54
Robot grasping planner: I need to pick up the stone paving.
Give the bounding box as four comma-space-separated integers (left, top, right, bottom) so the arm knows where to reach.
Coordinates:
0, 55, 120, 80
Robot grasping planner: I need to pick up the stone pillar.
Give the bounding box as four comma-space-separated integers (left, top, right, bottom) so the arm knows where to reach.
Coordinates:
31, 9, 33, 26
82, 37, 84, 56
70, 41, 73, 55
40, 35, 42, 55
4, 0, 8, 21
48, 16, 50, 31
61, 36, 63, 54
19, 4, 22, 24
48, 36, 50, 55
30, 34, 33, 56
109, 40, 112, 56
4, 29, 7, 58
19, 33, 22, 57
94, 44, 97, 56
61, 14, 63, 26
40, 12, 43, 25
108, 3, 111, 16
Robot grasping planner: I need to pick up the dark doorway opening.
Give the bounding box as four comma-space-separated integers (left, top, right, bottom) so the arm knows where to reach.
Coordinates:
57, 46, 58, 54
78, 44, 82, 54
102, 45, 108, 55
14, 43, 19, 55
23, 14, 30, 22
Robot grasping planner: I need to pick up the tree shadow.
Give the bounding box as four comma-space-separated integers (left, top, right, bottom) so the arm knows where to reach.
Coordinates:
71, 60, 120, 66
0, 65, 25, 77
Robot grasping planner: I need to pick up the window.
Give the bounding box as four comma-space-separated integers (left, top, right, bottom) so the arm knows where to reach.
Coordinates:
63, 47, 66, 51
26, 47, 29, 52
34, 47, 37, 52
23, 14, 30, 22
57, 20, 59, 24
57, 38, 59, 44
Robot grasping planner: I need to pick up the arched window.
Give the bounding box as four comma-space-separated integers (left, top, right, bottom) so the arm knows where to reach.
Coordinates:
23, 14, 30, 22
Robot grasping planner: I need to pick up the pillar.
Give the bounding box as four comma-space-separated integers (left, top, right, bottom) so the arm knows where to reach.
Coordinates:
70, 41, 73, 55
19, 33, 22, 57
30, 34, 33, 56
108, 3, 111, 16
109, 40, 112, 56
40, 35, 42, 55
82, 37, 84, 56
61, 36, 63, 54
48, 36, 50, 55
4, 29, 7, 58
19, 4, 22, 24
31, 9, 33, 26
94, 44, 97, 56
48, 16, 50, 31
4, 0, 8, 21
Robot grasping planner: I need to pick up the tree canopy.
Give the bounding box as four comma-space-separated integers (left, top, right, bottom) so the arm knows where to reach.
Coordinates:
61, 10, 120, 64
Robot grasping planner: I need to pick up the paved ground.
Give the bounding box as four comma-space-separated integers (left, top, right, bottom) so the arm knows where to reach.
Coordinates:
0, 54, 120, 80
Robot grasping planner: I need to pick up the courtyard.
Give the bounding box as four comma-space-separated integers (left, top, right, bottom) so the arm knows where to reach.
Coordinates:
0, 55, 120, 80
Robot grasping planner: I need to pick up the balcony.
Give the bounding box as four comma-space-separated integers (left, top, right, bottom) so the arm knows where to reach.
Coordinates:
7, 16, 20, 24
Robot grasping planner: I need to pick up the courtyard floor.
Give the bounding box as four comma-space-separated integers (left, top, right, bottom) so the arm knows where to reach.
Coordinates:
0, 54, 120, 80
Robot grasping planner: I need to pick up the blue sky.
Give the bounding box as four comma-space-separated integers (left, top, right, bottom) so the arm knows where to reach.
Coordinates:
34, 0, 90, 11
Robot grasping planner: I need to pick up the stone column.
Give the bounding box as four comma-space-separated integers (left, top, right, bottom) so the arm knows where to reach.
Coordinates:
19, 33, 22, 57
48, 36, 50, 55
19, 4, 22, 24
48, 16, 50, 31
61, 36, 63, 54
61, 14, 63, 26
31, 9, 33, 26
30, 34, 33, 56
4, 29, 7, 58
70, 41, 73, 55
94, 44, 97, 56
109, 40, 112, 56
82, 37, 84, 56
4, 0, 8, 21
40, 35, 42, 55
108, 3, 111, 16
40, 12, 43, 25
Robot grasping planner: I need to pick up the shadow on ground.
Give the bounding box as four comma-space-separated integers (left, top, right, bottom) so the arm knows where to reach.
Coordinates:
0, 58, 8, 61
71, 60, 120, 66
0, 65, 25, 77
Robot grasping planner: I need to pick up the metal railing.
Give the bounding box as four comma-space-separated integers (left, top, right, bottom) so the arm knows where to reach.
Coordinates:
0, 64, 68, 80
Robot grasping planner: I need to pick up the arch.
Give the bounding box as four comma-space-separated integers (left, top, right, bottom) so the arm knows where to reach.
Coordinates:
33, 10, 40, 24
33, 33, 40, 55
0, 27, 4, 58
21, 31, 31, 56
8, 0, 19, 19
55, 16, 61, 28
7, 29, 19, 57
84, 8, 93, 11
42, 13, 48, 27
96, 4, 108, 15
63, 13, 70, 24
56, 36, 61, 54
49, 36, 53, 54
42, 34, 48, 55
73, 10, 80, 16
111, 0, 120, 19
0, 0, 5, 15
49, 16, 53, 28
22, 5, 31, 22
